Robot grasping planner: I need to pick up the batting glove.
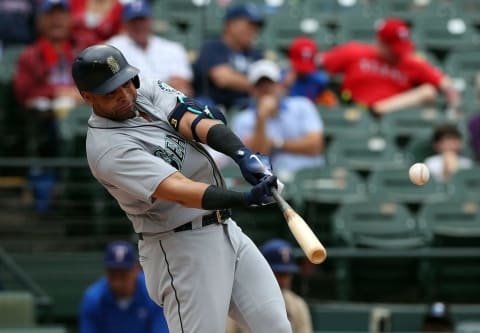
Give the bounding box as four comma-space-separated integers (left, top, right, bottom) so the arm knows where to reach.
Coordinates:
244, 175, 278, 207
235, 148, 273, 185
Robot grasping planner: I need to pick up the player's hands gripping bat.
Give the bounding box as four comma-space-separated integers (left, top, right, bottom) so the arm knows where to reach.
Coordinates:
244, 175, 277, 207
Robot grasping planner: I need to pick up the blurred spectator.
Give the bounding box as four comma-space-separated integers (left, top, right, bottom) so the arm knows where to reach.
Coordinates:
0, 0, 36, 48
421, 301, 454, 332
232, 59, 325, 179
70, 0, 122, 51
107, 0, 193, 96
424, 124, 473, 182
193, 3, 264, 110
14, 0, 82, 128
13, 0, 83, 212
283, 36, 337, 107
227, 239, 313, 333
79, 241, 169, 333
319, 18, 460, 115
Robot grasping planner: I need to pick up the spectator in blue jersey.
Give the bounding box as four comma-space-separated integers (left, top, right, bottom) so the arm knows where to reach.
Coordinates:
192, 3, 264, 110
79, 241, 168, 333
283, 36, 337, 108
232, 59, 325, 179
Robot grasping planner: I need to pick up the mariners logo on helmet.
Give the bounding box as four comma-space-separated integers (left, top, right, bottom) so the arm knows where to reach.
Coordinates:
107, 56, 120, 74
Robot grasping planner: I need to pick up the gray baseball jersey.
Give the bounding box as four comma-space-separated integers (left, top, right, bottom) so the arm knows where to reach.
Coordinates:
86, 78, 225, 233
85, 77, 292, 333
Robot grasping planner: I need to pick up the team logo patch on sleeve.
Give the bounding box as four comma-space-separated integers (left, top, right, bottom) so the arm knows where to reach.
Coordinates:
157, 81, 180, 94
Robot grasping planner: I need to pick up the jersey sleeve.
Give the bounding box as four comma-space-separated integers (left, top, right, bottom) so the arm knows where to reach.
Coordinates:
137, 78, 182, 121
411, 59, 444, 88
320, 42, 363, 74
94, 143, 178, 202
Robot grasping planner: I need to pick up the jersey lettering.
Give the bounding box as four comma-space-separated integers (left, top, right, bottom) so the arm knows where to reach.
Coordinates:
153, 134, 186, 170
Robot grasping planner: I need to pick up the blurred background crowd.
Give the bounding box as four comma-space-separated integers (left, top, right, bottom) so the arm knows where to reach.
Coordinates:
0, 0, 480, 332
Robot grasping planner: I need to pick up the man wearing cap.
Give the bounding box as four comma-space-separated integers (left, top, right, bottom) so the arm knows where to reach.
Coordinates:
79, 241, 168, 333
319, 17, 460, 115
284, 37, 337, 107
106, 0, 193, 96
193, 3, 264, 110
227, 239, 313, 333
232, 59, 325, 178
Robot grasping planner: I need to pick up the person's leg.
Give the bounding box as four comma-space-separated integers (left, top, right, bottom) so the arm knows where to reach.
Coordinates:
139, 223, 236, 333
228, 222, 292, 333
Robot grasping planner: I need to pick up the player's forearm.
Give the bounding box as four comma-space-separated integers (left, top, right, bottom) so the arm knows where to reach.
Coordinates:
206, 124, 251, 163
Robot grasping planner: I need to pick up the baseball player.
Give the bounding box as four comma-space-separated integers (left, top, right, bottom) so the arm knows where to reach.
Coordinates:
71, 44, 292, 333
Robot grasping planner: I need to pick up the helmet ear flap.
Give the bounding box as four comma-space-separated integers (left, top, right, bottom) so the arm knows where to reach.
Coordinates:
132, 75, 140, 89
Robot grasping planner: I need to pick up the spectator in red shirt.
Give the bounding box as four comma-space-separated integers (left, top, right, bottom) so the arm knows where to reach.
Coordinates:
70, 0, 122, 51
319, 18, 460, 115
14, 0, 83, 211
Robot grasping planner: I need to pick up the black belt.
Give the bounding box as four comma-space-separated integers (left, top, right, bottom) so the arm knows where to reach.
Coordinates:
138, 209, 231, 240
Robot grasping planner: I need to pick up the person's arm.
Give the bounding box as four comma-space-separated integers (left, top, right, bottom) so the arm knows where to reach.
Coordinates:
371, 84, 438, 115
209, 64, 252, 92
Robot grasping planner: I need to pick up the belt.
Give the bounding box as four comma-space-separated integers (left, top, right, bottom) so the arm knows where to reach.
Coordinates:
138, 209, 231, 240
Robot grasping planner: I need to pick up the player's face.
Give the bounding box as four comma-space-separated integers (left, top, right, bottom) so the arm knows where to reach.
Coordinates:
82, 80, 138, 121
106, 267, 139, 299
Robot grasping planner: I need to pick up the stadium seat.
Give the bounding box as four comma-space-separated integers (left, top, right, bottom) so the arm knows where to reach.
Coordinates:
0, 328, 67, 333
0, 45, 24, 84
379, 108, 447, 146
332, 200, 429, 302
367, 167, 450, 204
333, 201, 427, 248
58, 104, 91, 157
0, 292, 35, 327
444, 50, 480, 86
327, 134, 410, 172
418, 200, 480, 302
417, 200, 480, 246
319, 105, 379, 139
336, 16, 383, 44
292, 166, 367, 246
413, 17, 480, 53
448, 167, 480, 201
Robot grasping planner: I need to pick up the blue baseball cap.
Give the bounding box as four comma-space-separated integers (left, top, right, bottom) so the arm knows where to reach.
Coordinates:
224, 4, 264, 26
104, 241, 137, 269
38, 0, 69, 13
260, 239, 298, 273
122, 0, 151, 21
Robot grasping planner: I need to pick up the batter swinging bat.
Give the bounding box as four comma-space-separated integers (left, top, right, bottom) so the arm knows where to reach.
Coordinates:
271, 188, 327, 264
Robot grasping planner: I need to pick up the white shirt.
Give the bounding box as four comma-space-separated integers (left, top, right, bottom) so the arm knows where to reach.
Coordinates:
107, 34, 192, 81
424, 154, 473, 182
232, 96, 325, 175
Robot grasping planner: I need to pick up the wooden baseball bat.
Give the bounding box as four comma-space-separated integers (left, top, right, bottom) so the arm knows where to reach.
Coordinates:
271, 188, 327, 264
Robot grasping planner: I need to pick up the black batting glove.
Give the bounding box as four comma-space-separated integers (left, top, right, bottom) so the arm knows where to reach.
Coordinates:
243, 175, 278, 207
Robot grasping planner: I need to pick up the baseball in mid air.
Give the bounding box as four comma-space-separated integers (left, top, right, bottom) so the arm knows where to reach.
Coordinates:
409, 163, 430, 186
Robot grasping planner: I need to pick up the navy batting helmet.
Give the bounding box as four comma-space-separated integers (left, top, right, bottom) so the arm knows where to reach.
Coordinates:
72, 44, 140, 94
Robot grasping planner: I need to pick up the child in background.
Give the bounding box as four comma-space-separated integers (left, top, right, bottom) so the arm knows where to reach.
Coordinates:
424, 124, 473, 182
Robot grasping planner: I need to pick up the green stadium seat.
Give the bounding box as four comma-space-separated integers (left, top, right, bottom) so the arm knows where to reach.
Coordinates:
367, 168, 450, 204
418, 200, 480, 302
332, 201, 429, 302
379, 108, 447, 146
292, 166, 367, 246
319, 105, 378, 139
0, 292, 35, 327
327, 135, 409, 172
333, 201, 427, 248
336, 16, 380, 44
0, 45, 24, 84
5, 253, 104, 320
413, 17, 480, 53
417, 200, 480, 246
444, 50, 480, 85
58, 104, 91, 157
448, 167, 480, 201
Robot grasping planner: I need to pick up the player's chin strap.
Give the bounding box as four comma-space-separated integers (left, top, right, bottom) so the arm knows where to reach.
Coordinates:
169, 95, 227, 142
